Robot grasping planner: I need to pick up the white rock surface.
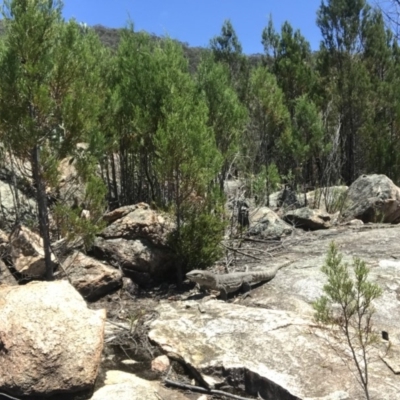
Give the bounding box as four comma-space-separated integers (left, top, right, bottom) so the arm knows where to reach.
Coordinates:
90, 370, 188, 400
9, 225, 55, 277
63, 251, 122, 300
149, 224, 400, 400
0, 281, 106, 397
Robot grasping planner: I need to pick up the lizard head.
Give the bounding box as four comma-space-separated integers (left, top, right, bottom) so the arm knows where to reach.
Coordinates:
186, 270, 215, 286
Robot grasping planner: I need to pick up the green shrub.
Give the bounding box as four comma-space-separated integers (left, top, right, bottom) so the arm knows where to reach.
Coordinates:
313, 242, 382, 400
168, 194, 226, 274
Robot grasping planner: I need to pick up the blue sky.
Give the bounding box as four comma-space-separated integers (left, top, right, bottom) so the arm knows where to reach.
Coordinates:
62, 0, 323, 54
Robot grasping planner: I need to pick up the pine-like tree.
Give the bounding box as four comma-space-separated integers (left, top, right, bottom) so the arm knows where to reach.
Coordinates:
0, 0, 105, 278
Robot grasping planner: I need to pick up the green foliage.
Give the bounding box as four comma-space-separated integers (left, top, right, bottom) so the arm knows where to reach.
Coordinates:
261, 17, 324, 186
168, 193, 226, 272
323, 186, 348, 214
2, 0, 400, 285
250, 163, 281, 205
291, 95, 328, 186
41, 144, 61, 189
314, 242, 382, 399
316, 0, 380, 185
266, 163, 282, 191
0, 1, 106, 166
53, 202, 106, 251
109, 29, 222, 209
56, 152, 107, 250
210, 19, 242, 60
151, 40, 222, 212
243, 65, 292, 176
196, 54, 247, 184
292, 95, 325, 160
0, 1, 107, 277
314, 242, 382, 324
108, 28, 224, 279
262, 18, 315, 111
317, 0, 370, 55
210, 20, 250, 102
310, 186, 347, 213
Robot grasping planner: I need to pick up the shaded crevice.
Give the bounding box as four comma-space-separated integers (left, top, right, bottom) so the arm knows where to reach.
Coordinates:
201, 366, 301, 400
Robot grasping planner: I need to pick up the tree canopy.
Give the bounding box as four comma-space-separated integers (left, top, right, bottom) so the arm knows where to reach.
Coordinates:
1, 0, 400, 276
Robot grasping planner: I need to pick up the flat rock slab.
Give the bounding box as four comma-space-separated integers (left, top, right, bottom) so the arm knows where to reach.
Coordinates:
0, 281, 106, 397
149, 300, 399, 400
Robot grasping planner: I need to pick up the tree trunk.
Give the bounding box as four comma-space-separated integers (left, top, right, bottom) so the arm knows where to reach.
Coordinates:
31, 145, 53, 280
110, 153, 119, 207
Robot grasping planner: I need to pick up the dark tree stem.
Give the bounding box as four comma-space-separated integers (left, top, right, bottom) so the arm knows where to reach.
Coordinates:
31, 145, 53, 280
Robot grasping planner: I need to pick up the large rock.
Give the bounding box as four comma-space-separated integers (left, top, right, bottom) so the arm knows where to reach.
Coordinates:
276, 185, 302, 209
305, 186, 348, 213
100, 203, 174, 246
283, 207, 332, 230
0, 259, 16, 286
224, 178, 244, 199
248, 207, 293, 238
148, 225, 400, 399
92, 237, 174, 284
0, 180, 37, 230
63, 251, 123, 301
0, 228, 10, 261
9, 225, 55, 278
0, 281, 106, 397
103, 204, 141, 224
92, 203, 175, 282
341, 174, 400, 223
90, 370, 188, 400
57, 145, 90, 207
149, 299, 395, 400
267, 186, 348, 213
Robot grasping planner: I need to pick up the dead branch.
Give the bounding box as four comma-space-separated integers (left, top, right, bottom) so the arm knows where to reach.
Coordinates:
222, 243, 262, 261
164, 378, 257, 400
0, 392, 21, 400
243, 237, 281, 244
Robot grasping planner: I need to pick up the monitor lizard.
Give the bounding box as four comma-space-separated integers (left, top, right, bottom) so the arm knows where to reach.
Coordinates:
186, 261, 292, 300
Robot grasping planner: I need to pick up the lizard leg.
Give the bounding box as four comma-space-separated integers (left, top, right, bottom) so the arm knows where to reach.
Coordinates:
242, 281, 251, 293
219, 288, 228, 301
241, 281, 252, 299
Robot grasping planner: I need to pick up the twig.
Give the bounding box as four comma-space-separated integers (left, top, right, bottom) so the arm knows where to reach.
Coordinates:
106, 319, 132, 332
243, 237, 281, 244
237, 247, 274, 258
154, 391, 165, 400
0, 392, 21, 400
222, 244, 262, 261
164, 378, 256, 400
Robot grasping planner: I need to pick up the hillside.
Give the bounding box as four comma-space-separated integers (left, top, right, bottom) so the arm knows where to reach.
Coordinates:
0, 19, 261, 72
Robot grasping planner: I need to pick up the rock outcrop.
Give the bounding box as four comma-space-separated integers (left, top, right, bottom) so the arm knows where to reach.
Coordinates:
0, 179, 37, 230
341, 174, 400, 223
63, 251, 123, 301
0, 228, 9, 258
305, 186, 348, 212
248, 206, 293, 238
92, 203, 175, 282
148, 224, 400, 399
9, 225, 55, 278
90, 370, 188, 400
283, 207, 332, 230
0, 281, 106, 397
100, 202, 174, 245
0, 259, 16, 286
